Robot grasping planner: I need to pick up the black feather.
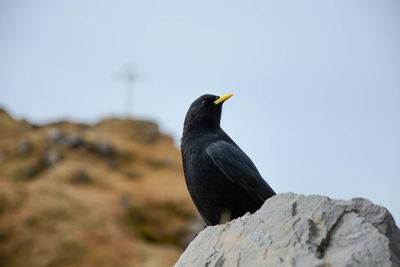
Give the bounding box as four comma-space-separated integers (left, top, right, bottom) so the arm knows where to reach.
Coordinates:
181, 94, 275, 225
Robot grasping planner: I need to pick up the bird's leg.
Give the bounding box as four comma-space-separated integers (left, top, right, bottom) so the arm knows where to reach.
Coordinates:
218, 209, 231, 225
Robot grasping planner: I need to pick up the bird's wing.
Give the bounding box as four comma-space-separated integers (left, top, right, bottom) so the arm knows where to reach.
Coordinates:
206, 140, 276, 204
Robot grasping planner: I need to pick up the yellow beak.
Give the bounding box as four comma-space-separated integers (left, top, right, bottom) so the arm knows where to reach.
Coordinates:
214, 94, 234, 105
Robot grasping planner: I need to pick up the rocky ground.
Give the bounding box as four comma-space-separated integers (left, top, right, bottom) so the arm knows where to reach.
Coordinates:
0, 109, 202, 267
175, 193, 400, 267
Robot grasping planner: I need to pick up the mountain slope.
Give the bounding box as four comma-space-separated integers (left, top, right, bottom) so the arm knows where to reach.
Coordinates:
0, 109, 201, 267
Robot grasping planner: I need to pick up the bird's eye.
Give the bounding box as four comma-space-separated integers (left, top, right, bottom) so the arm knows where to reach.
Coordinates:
201, 100, 206, 105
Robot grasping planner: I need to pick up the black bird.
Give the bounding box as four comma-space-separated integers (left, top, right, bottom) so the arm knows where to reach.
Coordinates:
181, 94, 276, 226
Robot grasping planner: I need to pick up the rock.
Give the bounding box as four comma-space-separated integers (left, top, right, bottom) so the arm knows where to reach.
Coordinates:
42, 149, 61, 167
59, 133, 83, 148
175, 193, 400, 267
18, 139, 33, 156
47, 128, 84, 148
91, 140, 115, 158
47, 127, 63, 143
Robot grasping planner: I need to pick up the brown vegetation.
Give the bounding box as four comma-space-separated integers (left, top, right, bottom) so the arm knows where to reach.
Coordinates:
0, 109, 201, 267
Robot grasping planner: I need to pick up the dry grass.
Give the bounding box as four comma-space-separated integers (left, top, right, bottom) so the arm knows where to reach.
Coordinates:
0, 109, 200, 267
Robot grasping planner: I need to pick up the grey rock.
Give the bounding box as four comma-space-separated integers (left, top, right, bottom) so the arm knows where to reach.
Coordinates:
18, 139, 32, 156
42, 149, 61, 167
92, 140, 114, 158
59, 134, 83, 147
48, 128, 84, 148
175, 193, 400, 267
48, 127, 63, 142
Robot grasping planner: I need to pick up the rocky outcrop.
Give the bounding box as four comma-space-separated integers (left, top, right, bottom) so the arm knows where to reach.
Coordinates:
175, 193, 400, 267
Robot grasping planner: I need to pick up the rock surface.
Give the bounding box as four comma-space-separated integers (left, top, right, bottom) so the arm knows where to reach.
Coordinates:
175, 193, 400, 267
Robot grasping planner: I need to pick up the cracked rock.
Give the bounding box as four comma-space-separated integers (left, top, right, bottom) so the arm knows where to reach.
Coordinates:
175, 193, 400, 267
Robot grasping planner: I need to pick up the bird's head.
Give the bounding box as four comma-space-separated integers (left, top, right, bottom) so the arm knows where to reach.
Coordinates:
183, 94, 233, 133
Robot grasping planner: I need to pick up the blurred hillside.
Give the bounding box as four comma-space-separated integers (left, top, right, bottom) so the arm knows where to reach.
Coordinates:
0, 108, 201, 267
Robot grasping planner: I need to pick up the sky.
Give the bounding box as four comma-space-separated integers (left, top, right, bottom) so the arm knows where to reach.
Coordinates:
1, 0, 399, 223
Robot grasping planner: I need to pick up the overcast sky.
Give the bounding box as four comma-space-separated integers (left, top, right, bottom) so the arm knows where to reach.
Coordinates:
1, 0, 399, 223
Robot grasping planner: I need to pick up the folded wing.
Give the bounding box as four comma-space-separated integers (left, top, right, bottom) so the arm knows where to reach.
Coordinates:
206, 141, 276, 204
